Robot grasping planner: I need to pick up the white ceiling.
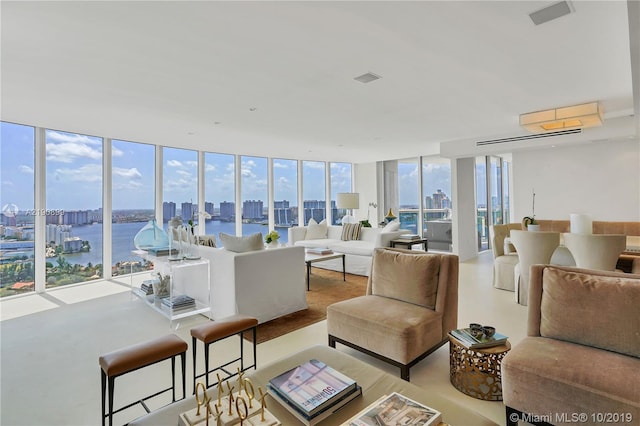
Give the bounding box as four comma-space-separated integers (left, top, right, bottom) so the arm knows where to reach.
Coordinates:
1, 1, 637, 163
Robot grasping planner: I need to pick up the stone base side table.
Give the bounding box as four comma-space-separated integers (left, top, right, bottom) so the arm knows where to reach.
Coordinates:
449, 334, 511, 401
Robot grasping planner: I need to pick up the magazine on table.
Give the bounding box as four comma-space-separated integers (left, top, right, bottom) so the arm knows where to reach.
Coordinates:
341, 392, 442, 426
398, 234, 421, 240
268, 359, 358, 418
450, 328, 508, 349
270, 383, 361, 425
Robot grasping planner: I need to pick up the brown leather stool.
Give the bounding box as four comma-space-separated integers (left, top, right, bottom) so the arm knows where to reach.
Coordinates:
99, 334, 188, 426
190, 314, 258, 390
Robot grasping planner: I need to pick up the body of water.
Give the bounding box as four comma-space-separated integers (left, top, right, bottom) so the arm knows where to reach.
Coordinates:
61, 220, 286, 267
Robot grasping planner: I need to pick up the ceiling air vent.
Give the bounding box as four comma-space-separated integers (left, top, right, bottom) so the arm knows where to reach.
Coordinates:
476, 128, 582, 146
529, 1, 573, 26
354, 72, 381, 83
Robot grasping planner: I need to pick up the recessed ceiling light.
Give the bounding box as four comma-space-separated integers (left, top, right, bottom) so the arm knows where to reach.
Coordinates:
529, 1, 573, 26
187, 132, 195, 135
249, 107, 257, 112
354, 72, 381, 84
214, 122, 221, 125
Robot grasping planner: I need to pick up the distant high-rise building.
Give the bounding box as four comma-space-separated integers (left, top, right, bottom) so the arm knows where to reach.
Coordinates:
274, 200, 289, 209
303, 200, 325, 224
62, 210, 90, 225
243, 200, 263, 220
274, 200, 292, 225
220, 202, 235, 221
204, 202, 214, 217
181, 202, 194, 222
163, 202, 176, 222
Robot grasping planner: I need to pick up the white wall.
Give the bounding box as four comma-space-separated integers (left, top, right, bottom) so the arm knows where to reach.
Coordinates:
512, 139, 640, 222
452, 157, 478, 261
354, 162, 380, 225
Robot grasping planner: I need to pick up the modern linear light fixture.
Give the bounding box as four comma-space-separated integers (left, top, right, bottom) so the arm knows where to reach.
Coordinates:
519, 101, 604, 133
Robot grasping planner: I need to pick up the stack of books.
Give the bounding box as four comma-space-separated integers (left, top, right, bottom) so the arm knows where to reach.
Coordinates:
139, 280, 155, 295
341, 392, 441, 426
161, 294, 195, 312
399, 233, 421, 240
450, 328, 508, 349
268, 359, 362, 425
306, 248, 333, 255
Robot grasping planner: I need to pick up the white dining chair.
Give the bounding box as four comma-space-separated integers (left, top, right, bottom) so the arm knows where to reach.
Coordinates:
510, 230, 560, 306
563, 233, 626, 271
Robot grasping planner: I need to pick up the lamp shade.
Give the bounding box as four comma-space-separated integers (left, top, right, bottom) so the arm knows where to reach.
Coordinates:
336, 193, 360, 209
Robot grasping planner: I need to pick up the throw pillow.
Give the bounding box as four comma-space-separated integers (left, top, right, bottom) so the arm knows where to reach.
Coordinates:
197, 235, 217, 247
381, 220, 401, 233
218, 232, 264, 253
370, 249, 440, 309
341, 223, 362, 241
305, 218, 328, 240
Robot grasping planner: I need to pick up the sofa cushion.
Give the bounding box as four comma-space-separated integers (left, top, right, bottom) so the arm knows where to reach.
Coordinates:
502, 337, 640, 419
305, 218, 327, 240
219, 232, 264, 253
327, 295, 443, 364
381, 220, 400, 233
370, 249, 440, 309
341, 223, 362, 241
540, 267, 640, 358
294, 239, 338, 250
329, 240, 375, 256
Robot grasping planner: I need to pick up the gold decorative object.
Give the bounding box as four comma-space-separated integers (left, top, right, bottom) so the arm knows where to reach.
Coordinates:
258, 387, 267, 422
226, 382, 235, 416
385, 208, 397, 222
235, 396, 248, 424
449, 336, 511, 401
243, 378, 255, 408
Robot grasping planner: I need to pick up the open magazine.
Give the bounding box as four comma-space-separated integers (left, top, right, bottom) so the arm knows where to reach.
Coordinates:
341, 392, 441, 426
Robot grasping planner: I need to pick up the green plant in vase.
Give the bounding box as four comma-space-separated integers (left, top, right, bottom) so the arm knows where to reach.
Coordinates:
265, 231, 280, 245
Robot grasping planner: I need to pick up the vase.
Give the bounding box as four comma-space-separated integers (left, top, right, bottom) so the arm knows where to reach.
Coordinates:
133, 219, 170, 250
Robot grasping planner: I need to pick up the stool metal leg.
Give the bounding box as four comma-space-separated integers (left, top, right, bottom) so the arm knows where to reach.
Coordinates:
240, 333, 244, 371
171, 356, 176, 402
180, 351, 186, 400
252, 326, 257, 370
204, 342, 210, 388
192, 337, 197, 394
108, 376, 115, 426
101, 369, 106, 426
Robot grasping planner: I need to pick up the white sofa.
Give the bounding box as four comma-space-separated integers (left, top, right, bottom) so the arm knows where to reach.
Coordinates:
288, 225, 407, 276
195, 244, 307, 324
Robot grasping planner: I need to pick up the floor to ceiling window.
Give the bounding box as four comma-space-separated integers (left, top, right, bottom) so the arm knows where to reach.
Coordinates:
476, 156, 489, 251
45, 130, 103, 288
240, 156, 267, 236
398, 159, 420, 234
273, 158, 298, 243
489, 156, 503, 226
0, 122, 36, 297
111, 140, 155, 277
329, 162, 352, 225
204, 152, 236, 241
422, 157, 453, 252
163, 147, 198, 228
302, 161, 326, 225
503, 160, 511, 222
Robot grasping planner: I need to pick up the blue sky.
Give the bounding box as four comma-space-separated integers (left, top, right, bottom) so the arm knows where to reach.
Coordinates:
1, 122, 353, 212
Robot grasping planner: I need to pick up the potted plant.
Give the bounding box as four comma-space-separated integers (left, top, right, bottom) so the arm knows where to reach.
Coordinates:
265, 230, 280, 247
522, 189, 540, 231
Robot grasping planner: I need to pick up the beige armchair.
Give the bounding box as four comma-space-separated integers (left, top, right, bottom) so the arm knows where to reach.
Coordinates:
502, 265, 640, 426
327, 248, 459, 381
509, 230, 559, 306
490, 224, 522, 291
563, 233, 626, 271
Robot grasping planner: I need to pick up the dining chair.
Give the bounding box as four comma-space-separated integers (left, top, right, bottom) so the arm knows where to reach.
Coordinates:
509, 230, 560, 306
563, 233, 626, 271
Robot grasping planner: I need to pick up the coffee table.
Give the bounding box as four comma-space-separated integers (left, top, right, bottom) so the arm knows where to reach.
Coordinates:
390, 237, 429, 251
129, 345, 497, 426
305, 251, 345, 291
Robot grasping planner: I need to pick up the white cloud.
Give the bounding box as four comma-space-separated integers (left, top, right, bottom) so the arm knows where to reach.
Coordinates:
273, 162, 289, 169
46, 130, 101, 146
205, 163, 215, 172
304, 161, 325, 169
46, 142, 102, 163
176, 170, 192, 177
53, 164, 102, 183
185, 161, 198, 168
167, 160, 182, 167
19, 165, 34, 174
112, 146, 124, 157
113, 167, 142, 179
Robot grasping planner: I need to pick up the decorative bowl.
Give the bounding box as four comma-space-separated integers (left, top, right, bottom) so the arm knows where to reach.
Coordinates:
483, 326, 496, 338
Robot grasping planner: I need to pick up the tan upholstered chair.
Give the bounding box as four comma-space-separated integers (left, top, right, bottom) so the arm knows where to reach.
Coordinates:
502, 265, 640, 426
563, 233, 626, 271
490, 224, 522, 291
509, 230, 559, 306
327, 248, 458, 381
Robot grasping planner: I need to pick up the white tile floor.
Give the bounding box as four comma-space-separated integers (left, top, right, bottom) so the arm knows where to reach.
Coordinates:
0, 251, 527, 425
